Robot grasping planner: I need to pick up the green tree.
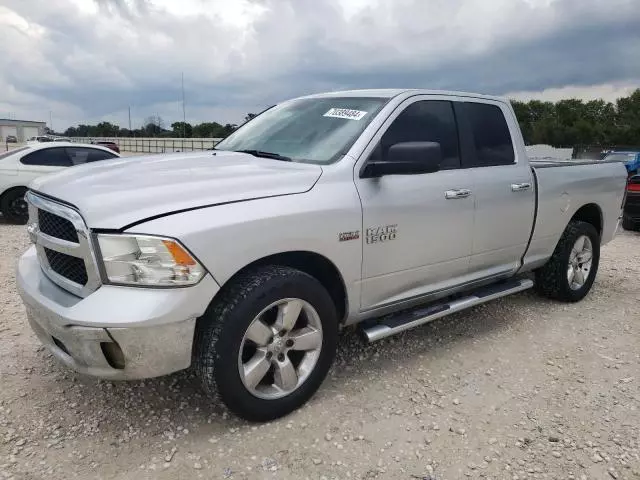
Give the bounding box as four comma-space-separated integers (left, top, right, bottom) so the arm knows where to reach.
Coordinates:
192, 122, 223, 138
221, 123, 237, 137
171, 122, 193, 138
616, 90, 640, 145
143, 115, 166, 136
510, 100, 533, 143
64, 126, 78, 137
94, 121, 120, 137
511, 89, 640, 148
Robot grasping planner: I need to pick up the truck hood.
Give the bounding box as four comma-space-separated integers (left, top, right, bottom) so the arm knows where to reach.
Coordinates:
29, 151, 323, 229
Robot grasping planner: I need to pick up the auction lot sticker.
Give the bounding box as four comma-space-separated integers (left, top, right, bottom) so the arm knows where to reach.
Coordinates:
323, 108, 368, 120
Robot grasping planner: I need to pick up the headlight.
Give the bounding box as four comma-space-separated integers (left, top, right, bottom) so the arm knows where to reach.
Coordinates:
96, 234, 206, 286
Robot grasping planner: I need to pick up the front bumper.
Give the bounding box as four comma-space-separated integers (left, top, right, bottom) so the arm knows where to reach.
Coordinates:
17, 246, 219, 380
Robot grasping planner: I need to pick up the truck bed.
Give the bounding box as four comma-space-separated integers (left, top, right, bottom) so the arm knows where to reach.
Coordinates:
522, 159, 628, 271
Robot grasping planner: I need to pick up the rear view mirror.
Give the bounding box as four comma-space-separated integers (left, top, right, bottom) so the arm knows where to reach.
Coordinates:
362, 141, 442, 178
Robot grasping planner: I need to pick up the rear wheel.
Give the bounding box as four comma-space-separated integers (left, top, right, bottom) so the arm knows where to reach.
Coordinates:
535, 220, 600, 302
0, 188, 28, 224
194, 265, 338, 421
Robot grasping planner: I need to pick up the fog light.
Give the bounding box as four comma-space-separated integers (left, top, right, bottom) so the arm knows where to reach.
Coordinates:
100, 342, 125, 370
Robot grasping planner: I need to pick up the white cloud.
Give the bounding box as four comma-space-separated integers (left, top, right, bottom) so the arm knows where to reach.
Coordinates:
150, 0, 267, 27
67, 0, 99, 15
0, 0, 638, 130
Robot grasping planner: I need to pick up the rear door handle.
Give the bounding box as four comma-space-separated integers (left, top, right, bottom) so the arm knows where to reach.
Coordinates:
445, 189, 472, 199
511, 183, 531, 192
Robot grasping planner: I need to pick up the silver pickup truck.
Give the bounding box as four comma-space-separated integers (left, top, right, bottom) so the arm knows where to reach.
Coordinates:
16, 89, 628, 421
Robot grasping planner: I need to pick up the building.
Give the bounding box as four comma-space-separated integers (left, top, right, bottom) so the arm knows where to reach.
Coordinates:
0, 119, 46, 143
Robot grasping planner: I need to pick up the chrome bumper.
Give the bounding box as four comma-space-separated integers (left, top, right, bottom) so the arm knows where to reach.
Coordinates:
17, 246, 219, 380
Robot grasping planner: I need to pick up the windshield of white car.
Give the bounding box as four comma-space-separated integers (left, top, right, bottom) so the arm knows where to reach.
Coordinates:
214, 97, 388, 165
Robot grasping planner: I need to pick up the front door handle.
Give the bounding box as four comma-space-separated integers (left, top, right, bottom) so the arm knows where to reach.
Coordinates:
445, 189, 472, 199
511, 183, 532, 192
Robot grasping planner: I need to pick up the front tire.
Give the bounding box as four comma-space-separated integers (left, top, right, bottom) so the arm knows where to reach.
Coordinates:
1, 188, 28, 224
194, 265, 338, 421
535, 220, 600, 302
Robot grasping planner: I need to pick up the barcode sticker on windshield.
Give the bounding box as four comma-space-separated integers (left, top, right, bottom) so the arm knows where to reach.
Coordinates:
323, 108, 368, 120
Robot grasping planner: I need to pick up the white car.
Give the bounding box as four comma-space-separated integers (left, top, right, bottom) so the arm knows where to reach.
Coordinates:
0, 142, 120, 223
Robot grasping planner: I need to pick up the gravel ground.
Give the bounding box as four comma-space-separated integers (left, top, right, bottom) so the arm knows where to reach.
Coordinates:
1, 220, 639, 480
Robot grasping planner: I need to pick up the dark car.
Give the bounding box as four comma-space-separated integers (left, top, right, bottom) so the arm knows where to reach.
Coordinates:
5, 135, 17, 143
93, 141, 120, 154
622, 174, 640, 231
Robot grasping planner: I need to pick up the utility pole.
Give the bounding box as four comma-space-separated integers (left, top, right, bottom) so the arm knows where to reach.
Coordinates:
49, 111, 53, 134
128, 106, 132, 131
181, 72, 186, 138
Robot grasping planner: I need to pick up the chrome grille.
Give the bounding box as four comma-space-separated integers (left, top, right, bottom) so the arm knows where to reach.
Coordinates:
44, 249, 89, 285
38, 209, 79, 243
26, 192, 101, 298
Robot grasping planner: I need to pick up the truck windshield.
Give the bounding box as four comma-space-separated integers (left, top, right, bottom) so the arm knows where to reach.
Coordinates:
214, 97, 388, 165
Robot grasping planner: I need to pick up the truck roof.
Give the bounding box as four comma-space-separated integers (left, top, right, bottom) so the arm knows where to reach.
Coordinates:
298, 88, 509, 103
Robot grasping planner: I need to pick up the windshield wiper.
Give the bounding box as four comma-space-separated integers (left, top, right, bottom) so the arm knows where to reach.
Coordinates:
234, 149, 292, 162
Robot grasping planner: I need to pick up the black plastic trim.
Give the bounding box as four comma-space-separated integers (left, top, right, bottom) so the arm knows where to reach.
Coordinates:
473, 279, 525, 298
517, 167, 539, 273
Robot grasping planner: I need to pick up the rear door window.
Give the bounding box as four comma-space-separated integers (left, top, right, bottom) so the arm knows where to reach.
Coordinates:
87, 148, 117, 162
457, 102, 515, 167
66, 147, 117, 165
66, 148, 90, 165
20, 148, 72, 167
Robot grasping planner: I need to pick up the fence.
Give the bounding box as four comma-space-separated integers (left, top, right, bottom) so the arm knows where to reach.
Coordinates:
71, 137, 223, 154
524, 144, 574, 160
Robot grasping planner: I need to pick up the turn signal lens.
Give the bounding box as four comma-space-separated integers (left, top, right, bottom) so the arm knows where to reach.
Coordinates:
162, 240, 197, 265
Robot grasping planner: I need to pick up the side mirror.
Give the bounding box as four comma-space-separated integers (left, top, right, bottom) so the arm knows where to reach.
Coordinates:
362, 141, 443, 178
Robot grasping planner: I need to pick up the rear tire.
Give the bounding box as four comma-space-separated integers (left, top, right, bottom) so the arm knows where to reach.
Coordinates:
0, 188, 28, 224
535, 221, 600, 302
194, 265, 338, 421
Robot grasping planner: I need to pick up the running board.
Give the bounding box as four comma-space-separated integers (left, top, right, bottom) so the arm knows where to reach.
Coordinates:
360, 278, 534, 342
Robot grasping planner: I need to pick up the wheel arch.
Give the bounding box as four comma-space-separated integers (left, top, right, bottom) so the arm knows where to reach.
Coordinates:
0, 185, 28, 205
214, 250, 349, 323
570, 203, 603, 237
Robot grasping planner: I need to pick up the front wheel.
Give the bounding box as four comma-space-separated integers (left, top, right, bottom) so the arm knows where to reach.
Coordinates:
1, 188, 28, 224
535, 220, 600, 302
194, 266, 338, 421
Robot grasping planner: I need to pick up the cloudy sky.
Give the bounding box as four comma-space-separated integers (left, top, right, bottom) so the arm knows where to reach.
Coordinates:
1, 0, 639, 131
